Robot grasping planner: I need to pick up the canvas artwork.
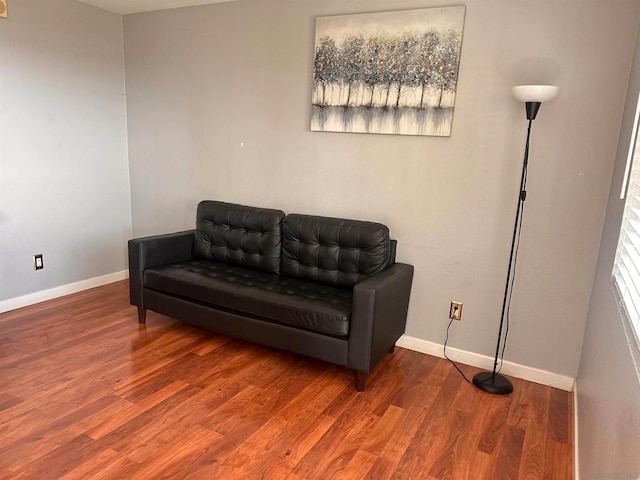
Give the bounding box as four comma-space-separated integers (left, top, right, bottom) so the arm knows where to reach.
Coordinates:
311, 6, 466, 137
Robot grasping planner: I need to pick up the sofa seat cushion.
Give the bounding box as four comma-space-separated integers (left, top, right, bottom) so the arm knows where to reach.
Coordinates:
144, 260, 353, 337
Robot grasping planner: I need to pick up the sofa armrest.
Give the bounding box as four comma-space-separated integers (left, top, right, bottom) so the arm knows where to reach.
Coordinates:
348, 263, 414, 373
128, 230, 195, 308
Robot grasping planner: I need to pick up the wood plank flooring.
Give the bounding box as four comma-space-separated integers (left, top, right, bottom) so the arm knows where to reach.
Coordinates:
0, 280, 573, 479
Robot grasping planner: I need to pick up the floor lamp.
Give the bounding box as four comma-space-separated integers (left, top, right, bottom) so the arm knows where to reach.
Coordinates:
472, 84, 560, 395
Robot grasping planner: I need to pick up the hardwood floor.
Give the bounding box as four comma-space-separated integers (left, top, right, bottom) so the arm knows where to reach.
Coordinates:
0, 280, 572, 479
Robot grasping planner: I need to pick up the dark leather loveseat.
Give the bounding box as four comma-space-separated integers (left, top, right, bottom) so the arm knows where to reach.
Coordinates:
128, 201, 414, 391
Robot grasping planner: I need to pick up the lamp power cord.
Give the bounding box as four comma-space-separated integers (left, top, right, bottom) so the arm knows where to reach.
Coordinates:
443, 305, 472, 384
443, 173, 527, 384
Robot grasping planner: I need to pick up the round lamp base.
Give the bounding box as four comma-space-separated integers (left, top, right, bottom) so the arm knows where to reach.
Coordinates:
472, 371, 513, 395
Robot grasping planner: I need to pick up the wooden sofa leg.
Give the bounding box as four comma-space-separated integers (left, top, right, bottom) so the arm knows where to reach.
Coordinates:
137, 307, 147, 324
388, 345, 396, 354
355, 371, 367, 392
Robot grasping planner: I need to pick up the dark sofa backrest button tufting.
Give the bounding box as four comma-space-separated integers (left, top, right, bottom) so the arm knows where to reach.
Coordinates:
193, 200, 285, 274
281, 214, 391, 288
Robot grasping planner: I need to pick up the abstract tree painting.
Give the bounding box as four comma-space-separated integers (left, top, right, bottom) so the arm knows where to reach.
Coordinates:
311, 7, 466, 136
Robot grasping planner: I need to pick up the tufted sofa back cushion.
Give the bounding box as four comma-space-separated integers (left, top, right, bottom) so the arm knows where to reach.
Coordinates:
193, 201, 285, 274
282, 214, 391, 288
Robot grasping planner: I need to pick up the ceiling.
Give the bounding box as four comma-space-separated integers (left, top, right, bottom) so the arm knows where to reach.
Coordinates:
76, 0, 237, 15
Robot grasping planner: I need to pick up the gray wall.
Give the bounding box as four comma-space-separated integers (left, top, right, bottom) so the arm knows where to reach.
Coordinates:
123, 0, 640, 378
0, 0, 132, 301
577, 27, 640, 480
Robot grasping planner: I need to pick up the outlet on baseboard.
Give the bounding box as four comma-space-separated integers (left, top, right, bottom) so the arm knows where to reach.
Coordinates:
33, 254, 44, 271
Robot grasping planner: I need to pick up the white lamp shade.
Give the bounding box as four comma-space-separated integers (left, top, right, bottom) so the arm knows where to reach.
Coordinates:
512, 85, 559, 103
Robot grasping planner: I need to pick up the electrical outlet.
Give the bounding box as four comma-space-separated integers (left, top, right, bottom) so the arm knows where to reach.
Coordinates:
449, 301, 463, 320
33, 254, 44, 271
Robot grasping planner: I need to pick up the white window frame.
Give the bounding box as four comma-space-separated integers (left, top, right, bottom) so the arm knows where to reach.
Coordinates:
613, 91, 640, 351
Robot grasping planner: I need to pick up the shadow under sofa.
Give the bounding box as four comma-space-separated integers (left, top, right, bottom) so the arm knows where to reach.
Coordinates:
128, 201, 414, 391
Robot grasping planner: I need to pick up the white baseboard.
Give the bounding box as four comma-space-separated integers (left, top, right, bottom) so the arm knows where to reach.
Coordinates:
0, 270, 129, 314
573, 381, 580, 480
396, 334, 575, 392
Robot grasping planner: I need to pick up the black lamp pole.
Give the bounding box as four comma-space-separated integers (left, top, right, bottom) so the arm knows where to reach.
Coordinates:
472, 101, 541, 395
